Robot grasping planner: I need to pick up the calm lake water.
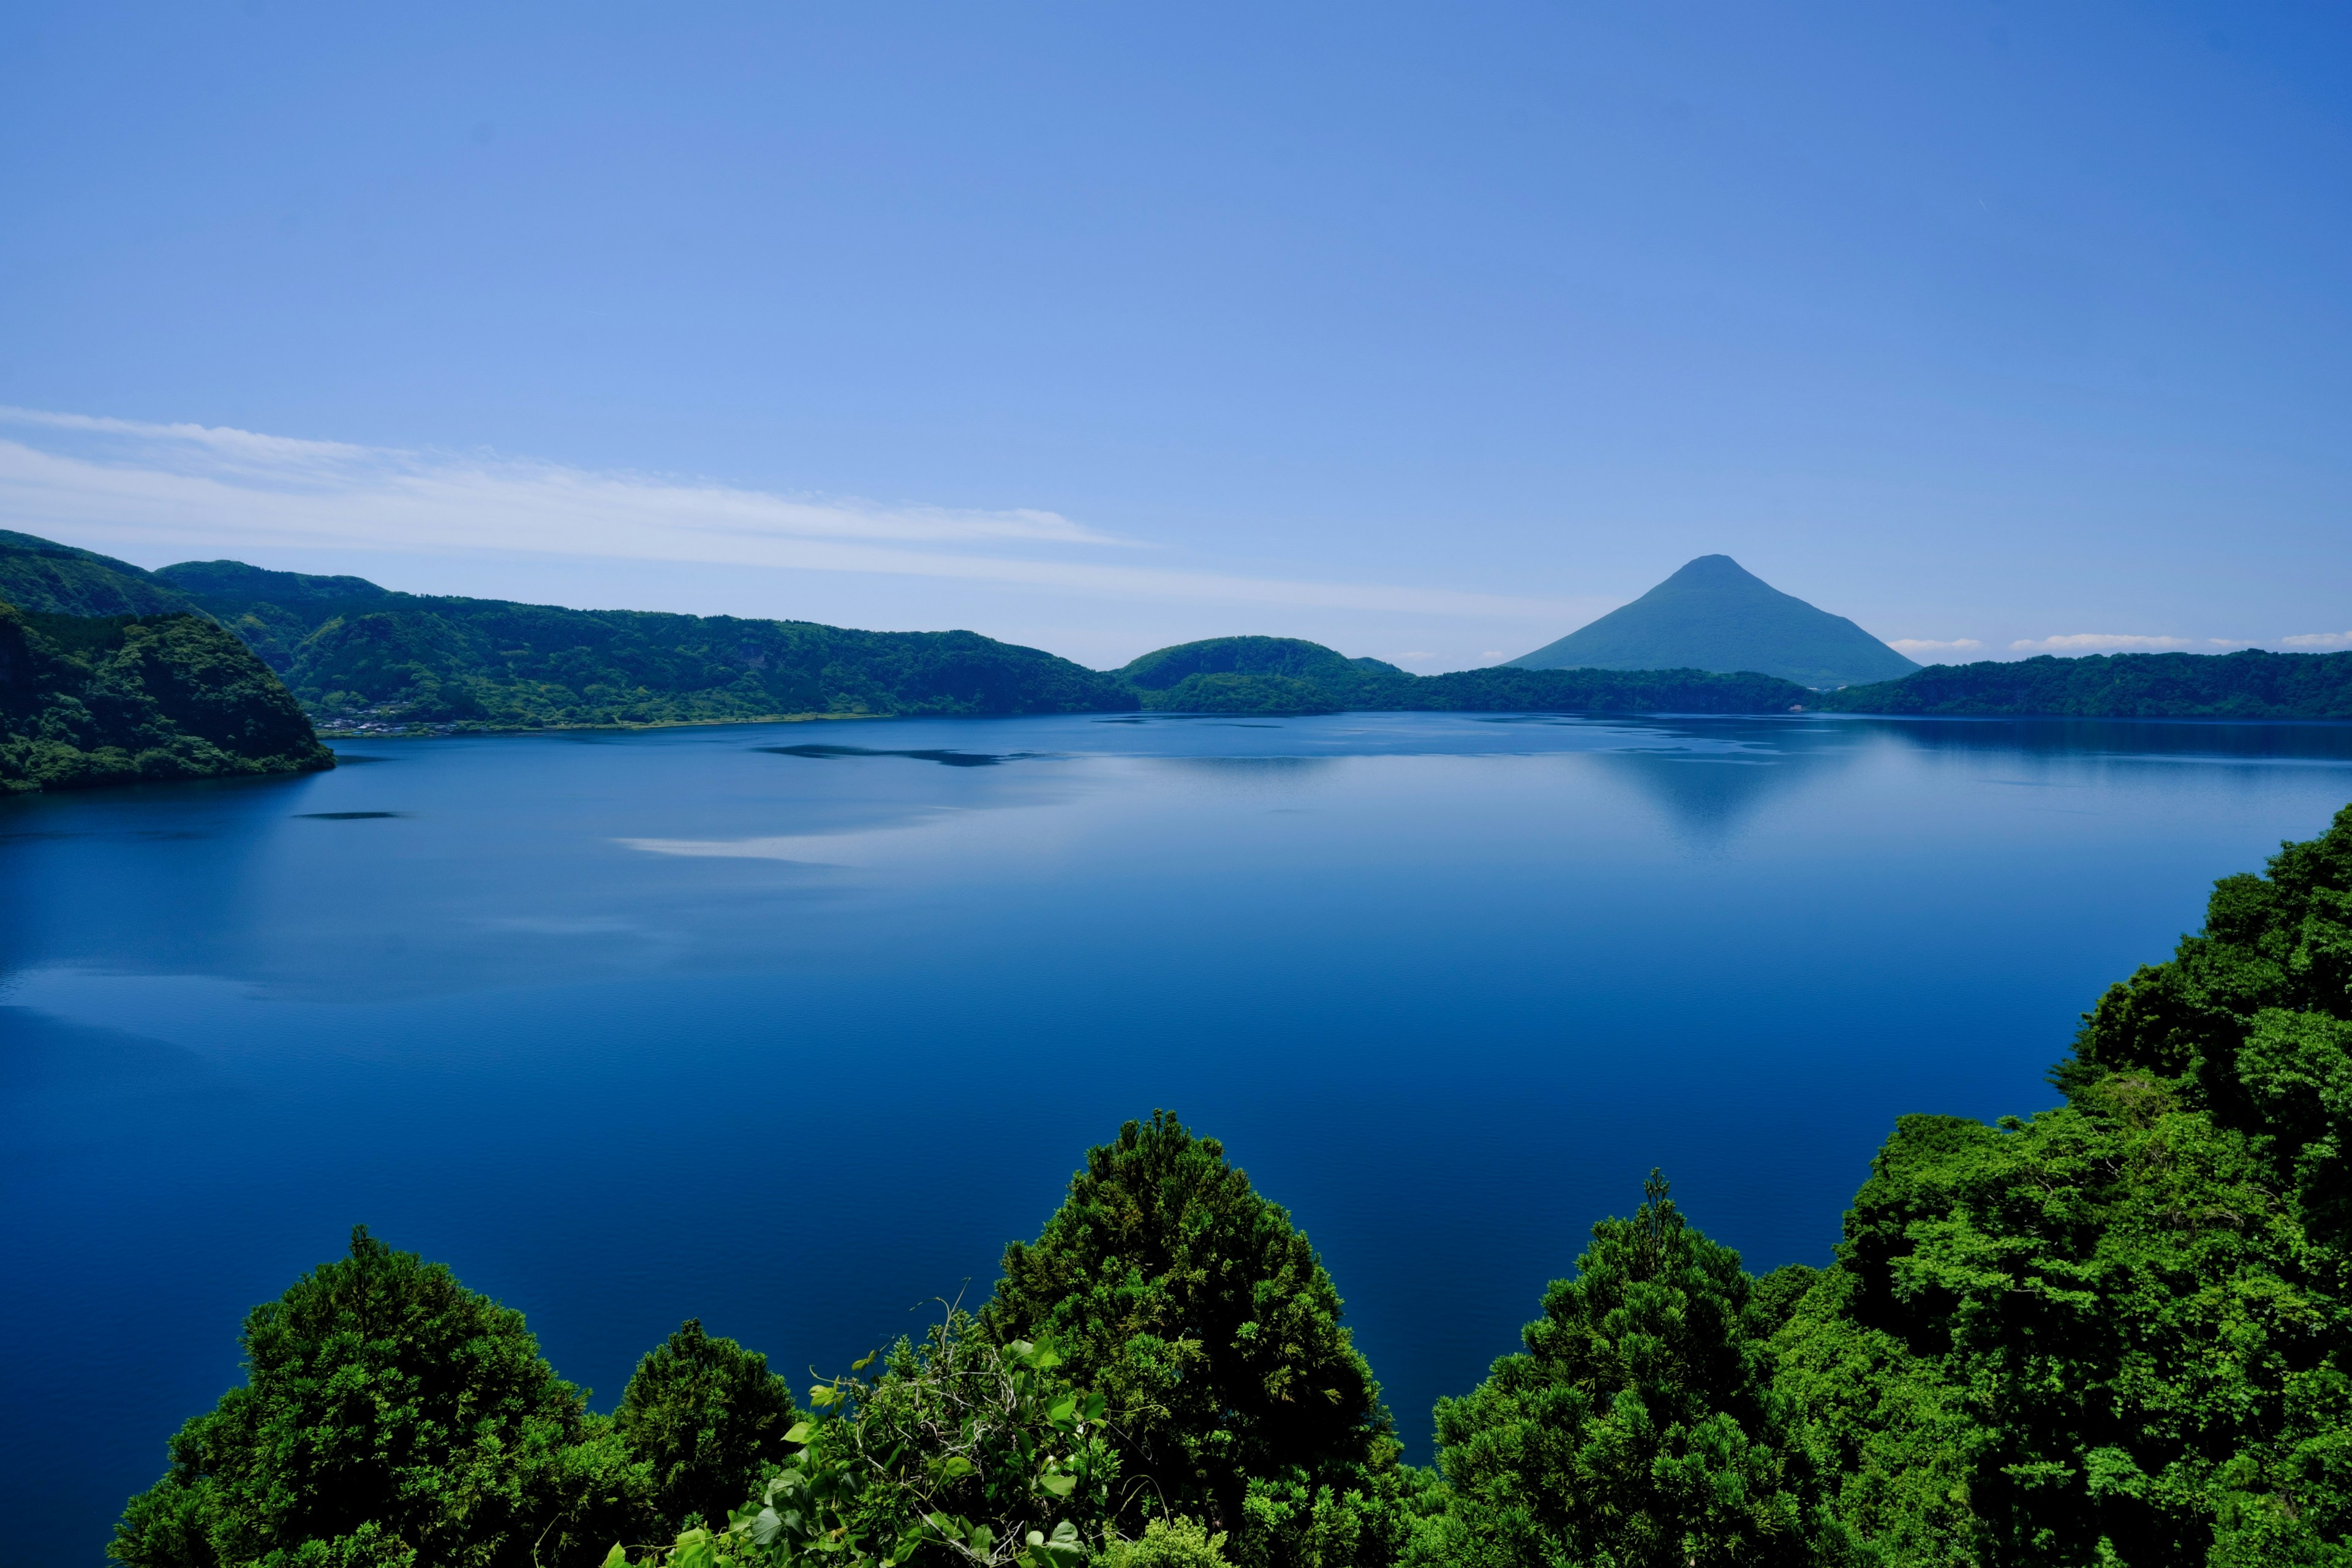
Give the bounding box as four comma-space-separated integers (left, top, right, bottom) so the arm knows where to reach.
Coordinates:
9, 710, 2352, 1561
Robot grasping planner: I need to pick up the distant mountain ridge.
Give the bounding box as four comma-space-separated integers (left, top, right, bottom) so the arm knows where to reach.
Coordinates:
1511, 554, 1918, 688
149, 559, 1138, 729
8, 530, 2349, 728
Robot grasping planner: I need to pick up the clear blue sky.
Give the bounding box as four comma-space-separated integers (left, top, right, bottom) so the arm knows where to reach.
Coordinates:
2, 1, 2346, 669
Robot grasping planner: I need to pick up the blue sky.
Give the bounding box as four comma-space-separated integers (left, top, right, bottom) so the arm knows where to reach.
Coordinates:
2, 2, 2346, 669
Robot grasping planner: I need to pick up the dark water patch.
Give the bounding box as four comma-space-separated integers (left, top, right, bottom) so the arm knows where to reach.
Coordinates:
295, 811, 409, 820
756, 744, 1041, 768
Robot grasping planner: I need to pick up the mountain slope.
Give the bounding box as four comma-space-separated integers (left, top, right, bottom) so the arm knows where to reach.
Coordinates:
153, 558, 1137, 728
0, 530, 205, 618
1510, 555, 1918, 687
0, 603, 334, 793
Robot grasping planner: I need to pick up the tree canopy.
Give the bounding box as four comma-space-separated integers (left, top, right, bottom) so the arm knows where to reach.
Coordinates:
980, 1112, 1411, 1566
111, 1227, 646, 1568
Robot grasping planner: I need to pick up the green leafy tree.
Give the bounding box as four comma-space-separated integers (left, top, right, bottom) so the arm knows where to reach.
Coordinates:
616, 1321, 799, 1534
979, 1113, 1409, 1565
615, 1313, 1120, 1568
1772, 804, 2352, 1566
112, 1226, 647, 1568
1415, 1174, 1804, 1568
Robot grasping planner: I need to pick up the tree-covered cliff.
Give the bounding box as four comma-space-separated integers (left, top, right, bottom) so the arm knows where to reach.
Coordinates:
0, 602, 334, 794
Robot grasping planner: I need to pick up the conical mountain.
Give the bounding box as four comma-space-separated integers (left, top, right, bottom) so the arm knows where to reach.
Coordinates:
1508, 555, 1917, 688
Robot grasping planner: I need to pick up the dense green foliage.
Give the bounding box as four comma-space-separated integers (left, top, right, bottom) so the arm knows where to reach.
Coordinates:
614, 1322, 799, 1536
618, 1319, 1124, 1568
153, 560, 1137, 729
982, 1112, 1422, 1567
1509, 555, 1918, 688
1415, 1175, 1804, 1568
0, 529, 203, 617
113, 1227, 649, 1568
1823, 648, 2352, 719
1115, 635, 1816, 715
110, 808, 2352, 1568
0, 601, 333, 793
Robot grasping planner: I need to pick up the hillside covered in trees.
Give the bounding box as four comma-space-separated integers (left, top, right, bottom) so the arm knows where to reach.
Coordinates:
0, 601, 333, 794
110, 804, 2352, 1566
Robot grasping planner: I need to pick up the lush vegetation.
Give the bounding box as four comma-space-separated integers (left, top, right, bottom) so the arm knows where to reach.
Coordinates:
152, 561, 1138, 730
112, 803, 2352, 1566
1509, 555, 1918, 688
0, 601, 333, 793
1823, 648, 2352, 719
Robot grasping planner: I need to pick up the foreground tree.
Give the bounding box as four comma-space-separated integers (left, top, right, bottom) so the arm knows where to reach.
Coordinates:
112, 1226, 647, 1568
1414, 1174, 1804, 1568
616, 1321, 798, 1536
980, 1112, 1420, 1567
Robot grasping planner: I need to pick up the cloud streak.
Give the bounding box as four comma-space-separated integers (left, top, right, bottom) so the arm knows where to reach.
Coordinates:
2284, 630, 2352, 649
2009, 633, 2195, 653
1888, 637, 1983, 656
0, 407, 1576, 621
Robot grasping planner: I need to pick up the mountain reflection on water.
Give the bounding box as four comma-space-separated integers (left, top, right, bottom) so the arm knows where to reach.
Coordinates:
6, 709, 2352, 1564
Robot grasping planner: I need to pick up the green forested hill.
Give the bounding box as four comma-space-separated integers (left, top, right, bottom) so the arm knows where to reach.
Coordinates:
0, 602, 334, 793
0, 529, 204, 617
1115, 635, 1815, 715
152, 559, 1137, 728
1822, 647, 2352, 718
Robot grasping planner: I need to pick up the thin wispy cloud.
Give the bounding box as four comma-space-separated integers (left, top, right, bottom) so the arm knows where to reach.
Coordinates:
1888, 637, 1983, 656
0, 407, 1577, 622
2010, 633, 2195, 653
2284, 630, 2352, 649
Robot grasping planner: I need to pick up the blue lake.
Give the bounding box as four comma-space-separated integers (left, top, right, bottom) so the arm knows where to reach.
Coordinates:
8, 710, 2352, 1561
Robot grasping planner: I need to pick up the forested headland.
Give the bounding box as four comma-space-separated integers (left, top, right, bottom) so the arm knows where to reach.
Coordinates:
0, 600, 333, 793
111, 805, 2352, 1566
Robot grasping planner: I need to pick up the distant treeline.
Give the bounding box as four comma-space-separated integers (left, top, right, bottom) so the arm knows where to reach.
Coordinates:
112, 807, 2352, 1567
1820, 649, 2352, 720
0, 601, 331, 793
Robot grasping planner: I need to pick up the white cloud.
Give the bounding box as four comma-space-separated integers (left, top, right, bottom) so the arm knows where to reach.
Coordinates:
2009, 633, 2194, 653
2283, 630, 2352, 649
1888, 638, 1983, 656
0, 406, 1578, 622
